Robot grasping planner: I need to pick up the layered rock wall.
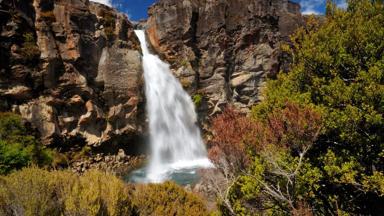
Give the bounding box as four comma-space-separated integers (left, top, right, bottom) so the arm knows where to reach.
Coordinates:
146, 0, 303, 118
0, 0, 144, 151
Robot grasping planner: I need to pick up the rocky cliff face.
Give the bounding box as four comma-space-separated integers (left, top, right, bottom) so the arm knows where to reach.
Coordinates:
0, 0, 144, 152
146, 0, 303, 118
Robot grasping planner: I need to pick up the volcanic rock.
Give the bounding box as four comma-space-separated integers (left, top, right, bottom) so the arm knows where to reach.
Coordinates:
0, 0, 145, 150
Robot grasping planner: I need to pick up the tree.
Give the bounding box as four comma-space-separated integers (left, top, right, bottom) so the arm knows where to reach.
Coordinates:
250, 0, 384, 214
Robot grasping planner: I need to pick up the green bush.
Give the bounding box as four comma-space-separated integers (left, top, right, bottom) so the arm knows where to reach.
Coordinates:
20, 33, 40, 62
193, 94, 203, 108
209, 1, 384, 215
235, 0, 384, 214
0, 113, 52, 175
133, 181, 208, 216
0, 140, 34, 175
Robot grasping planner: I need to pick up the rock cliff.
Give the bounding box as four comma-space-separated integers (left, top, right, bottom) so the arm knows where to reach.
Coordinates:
0, 0, 144, 152
145, 0, 303, 118
0, 0, 304, 157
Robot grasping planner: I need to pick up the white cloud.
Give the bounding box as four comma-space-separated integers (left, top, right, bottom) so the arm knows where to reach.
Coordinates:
90, 0, 112, 6
297, 0, 324, 15
297, 0, 348, 15
302, 9, 321, 15
336, 0, 348, 9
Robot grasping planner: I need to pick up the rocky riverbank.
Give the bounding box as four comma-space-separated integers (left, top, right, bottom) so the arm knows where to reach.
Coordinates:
70, 149, 146, 175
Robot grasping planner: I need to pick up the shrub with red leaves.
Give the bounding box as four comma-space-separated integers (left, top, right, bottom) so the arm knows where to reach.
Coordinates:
208, 103, 322, 173
264, 102, 322, 154
209, 107, 261, 173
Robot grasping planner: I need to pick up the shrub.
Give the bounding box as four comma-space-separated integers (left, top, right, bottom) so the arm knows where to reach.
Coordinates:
0, 140, 34, 175
209, 104, 322, 215
0, 113, 52, 175
192, 94, 203, 108
0, 168, 208, 216
133, 181, 208, 216
19, 33, 40, 62
62, 170, 134, 216
209, 107, 260, 173
71, 145, 91, 161
0, 168, 134, 216
0, 167, 63, 216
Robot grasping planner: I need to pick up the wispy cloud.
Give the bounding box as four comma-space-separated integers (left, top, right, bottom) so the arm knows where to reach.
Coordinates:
336, 0, 348, 9
294, 0, 348, 15
296, 0, 324, 15
90, 0, 112, 6
302, 8, 321, 15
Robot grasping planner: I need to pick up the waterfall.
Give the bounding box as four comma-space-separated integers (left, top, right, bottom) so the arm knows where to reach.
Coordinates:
134, 30, 212, 183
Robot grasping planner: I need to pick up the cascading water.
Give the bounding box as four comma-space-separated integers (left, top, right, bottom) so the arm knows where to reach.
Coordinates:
133, 30, 212, 183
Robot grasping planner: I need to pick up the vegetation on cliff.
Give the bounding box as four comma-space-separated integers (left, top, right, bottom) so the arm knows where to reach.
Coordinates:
208, 0, 384, 215
0, 113, 52, 175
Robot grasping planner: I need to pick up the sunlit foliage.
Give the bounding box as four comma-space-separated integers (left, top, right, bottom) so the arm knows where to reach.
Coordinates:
0, 168, 208, 216
0, 113, 52, 175
211, 0, 384, 214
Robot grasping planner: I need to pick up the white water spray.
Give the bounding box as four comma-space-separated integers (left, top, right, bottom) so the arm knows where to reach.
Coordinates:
134, 30, 212, 182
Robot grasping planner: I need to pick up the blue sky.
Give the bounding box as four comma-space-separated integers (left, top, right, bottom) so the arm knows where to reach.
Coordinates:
91, 0, 348, 21
292, 0, 347, 15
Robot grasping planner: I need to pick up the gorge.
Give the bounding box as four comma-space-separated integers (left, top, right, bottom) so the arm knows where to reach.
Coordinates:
0, 0, 302, 173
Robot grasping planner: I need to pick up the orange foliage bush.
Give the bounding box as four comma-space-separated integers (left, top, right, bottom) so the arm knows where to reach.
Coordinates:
209, 103, 322, 172
209, 107, 261, 173
263, 102, 322, 154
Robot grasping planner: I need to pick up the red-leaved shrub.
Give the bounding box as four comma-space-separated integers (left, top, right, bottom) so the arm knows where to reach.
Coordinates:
209, 107, 261, 173
209, 103, 322, 173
